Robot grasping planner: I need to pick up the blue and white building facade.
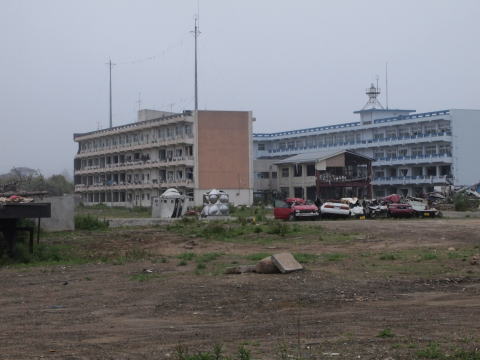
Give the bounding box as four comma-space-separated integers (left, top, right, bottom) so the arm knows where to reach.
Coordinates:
253, 85, 480, 198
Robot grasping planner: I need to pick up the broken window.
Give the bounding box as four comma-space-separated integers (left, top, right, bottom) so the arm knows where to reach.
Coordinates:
256, 172, 269, 179
159, 149, 166, 161
293, 165, 302, 177
306, 164, 315, 177
294, 187, 304, 198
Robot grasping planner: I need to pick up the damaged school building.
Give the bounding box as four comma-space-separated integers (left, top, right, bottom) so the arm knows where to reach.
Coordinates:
73, 85, 480, 207
73, 110, 253, 207
254, 85, 480, 202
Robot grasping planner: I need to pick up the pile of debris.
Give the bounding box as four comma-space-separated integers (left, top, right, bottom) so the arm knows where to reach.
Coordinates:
225, 252, 303, 275
0, 195, 34, 204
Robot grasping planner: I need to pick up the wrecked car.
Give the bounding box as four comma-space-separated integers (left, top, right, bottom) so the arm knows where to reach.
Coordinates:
273, 198, 319, 221
387, 203, 416, 218
320, 201, 351, 218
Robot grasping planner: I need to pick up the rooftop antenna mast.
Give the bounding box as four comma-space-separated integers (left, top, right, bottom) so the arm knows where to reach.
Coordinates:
191, 3, 201, 112
137, 92, 142, 111
385, 62, 389, 110
107, 58, 116, 128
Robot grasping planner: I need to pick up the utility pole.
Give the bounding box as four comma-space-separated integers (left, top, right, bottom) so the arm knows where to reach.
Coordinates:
385, 62, 389, 110
192, 17, 200, 111
107, 58, 115, 128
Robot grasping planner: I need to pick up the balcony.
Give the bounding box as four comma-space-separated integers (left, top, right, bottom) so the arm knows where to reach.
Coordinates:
372, 175, 450, 186
76, 136, 194, 158
74, 179, 194, 192
75, 157, 194, 175
259, 131, 452, 157
373, 153, 452, 167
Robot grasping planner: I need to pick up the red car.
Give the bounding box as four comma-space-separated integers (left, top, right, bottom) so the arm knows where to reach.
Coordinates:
273, 198, 320, 221
387, 203, 416, 217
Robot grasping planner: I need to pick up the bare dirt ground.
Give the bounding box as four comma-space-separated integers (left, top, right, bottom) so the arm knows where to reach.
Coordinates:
1, 218, 480, 359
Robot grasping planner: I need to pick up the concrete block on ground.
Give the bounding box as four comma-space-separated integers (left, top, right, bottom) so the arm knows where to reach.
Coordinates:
271, 252, 303, 273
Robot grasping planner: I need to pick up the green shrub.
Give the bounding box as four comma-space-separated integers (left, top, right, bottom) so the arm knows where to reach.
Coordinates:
266, 221, 289, 236
379, 253, 398, 261
75, 214, 109, 230
416, 342, 443, 359
453, 193, 479, 212
377, 328, 395, 338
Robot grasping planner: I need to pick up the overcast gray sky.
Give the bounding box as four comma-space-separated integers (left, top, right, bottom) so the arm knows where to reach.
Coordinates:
1, 0, 479, 175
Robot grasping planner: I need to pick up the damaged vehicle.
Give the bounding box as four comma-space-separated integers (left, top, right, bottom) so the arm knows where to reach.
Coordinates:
387, 203, 416, 218
320, 200, 351, 218
341, 197, 366, 218
273, 198, 319, 221
407, 197, 442, 217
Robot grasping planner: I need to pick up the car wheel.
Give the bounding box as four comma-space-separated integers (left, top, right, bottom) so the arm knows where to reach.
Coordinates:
288, 213, 296, 221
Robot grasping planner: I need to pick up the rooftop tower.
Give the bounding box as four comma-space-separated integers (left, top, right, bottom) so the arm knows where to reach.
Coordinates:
354, 83, 414, 125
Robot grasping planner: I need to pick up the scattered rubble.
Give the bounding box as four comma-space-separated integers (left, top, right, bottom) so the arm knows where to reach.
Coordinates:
225, 252, 303, 275
272, 252, 304, 273
255, 256, 280, 274
224, 265, 256, 274
470, 254, 480, 265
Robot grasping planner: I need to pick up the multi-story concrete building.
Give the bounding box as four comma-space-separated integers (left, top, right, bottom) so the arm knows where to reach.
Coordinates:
253, 85, 480, 200
74, 110, 253, 207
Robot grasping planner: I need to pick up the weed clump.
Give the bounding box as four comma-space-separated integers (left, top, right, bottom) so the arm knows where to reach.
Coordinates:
377, 328, 395, 338
75, 214, 109, 230
265, 221, 290, 236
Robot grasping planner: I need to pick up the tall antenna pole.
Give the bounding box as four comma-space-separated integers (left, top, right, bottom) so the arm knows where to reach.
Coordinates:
385, 62, 389, 110
194, 17, 199, 111
108, 58, 115, 128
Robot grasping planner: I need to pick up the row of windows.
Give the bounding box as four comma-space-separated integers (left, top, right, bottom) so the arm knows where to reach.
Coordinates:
256, 122, 451, 151
80, 124, 193, 152
373, 144, 451, 160
79, 146, 194, 169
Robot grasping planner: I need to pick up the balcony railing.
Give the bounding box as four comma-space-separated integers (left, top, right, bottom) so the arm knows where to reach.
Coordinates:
75, 157, 194, 175
372, 175, 449, 185
259, 131, 452, 156
373, 153, 452, 166
74, 179, 194, 192
76, 135, 194, 157
253, 110, 450, 139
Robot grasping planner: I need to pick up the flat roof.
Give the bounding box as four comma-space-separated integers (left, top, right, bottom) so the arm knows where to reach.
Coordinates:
274, 149, 373, 165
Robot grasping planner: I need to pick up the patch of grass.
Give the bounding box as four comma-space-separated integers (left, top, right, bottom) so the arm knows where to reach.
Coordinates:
265, 221, 290, 236
245, 253, 271, 261
110, 248, 152, 265
323, 252, 348, 262
452, 349, 480, 359
129, 273, 162, 282
76, 205, 150, 218
177, 252, 196, 261
420, 252, 438, 261
196, 252, 223, 263
416, 342, 443, 359
174, 343, 251, 360
377, 328, 395, 338
379, 253, 399, 261
177, 260, 188, 266
74, 214, 109, 230
0, 242, 88, 267
294, 253, 319, 264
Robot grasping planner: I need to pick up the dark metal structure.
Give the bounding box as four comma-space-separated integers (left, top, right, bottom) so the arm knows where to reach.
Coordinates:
0, 203, 51, 255
315, 151, 373, 200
